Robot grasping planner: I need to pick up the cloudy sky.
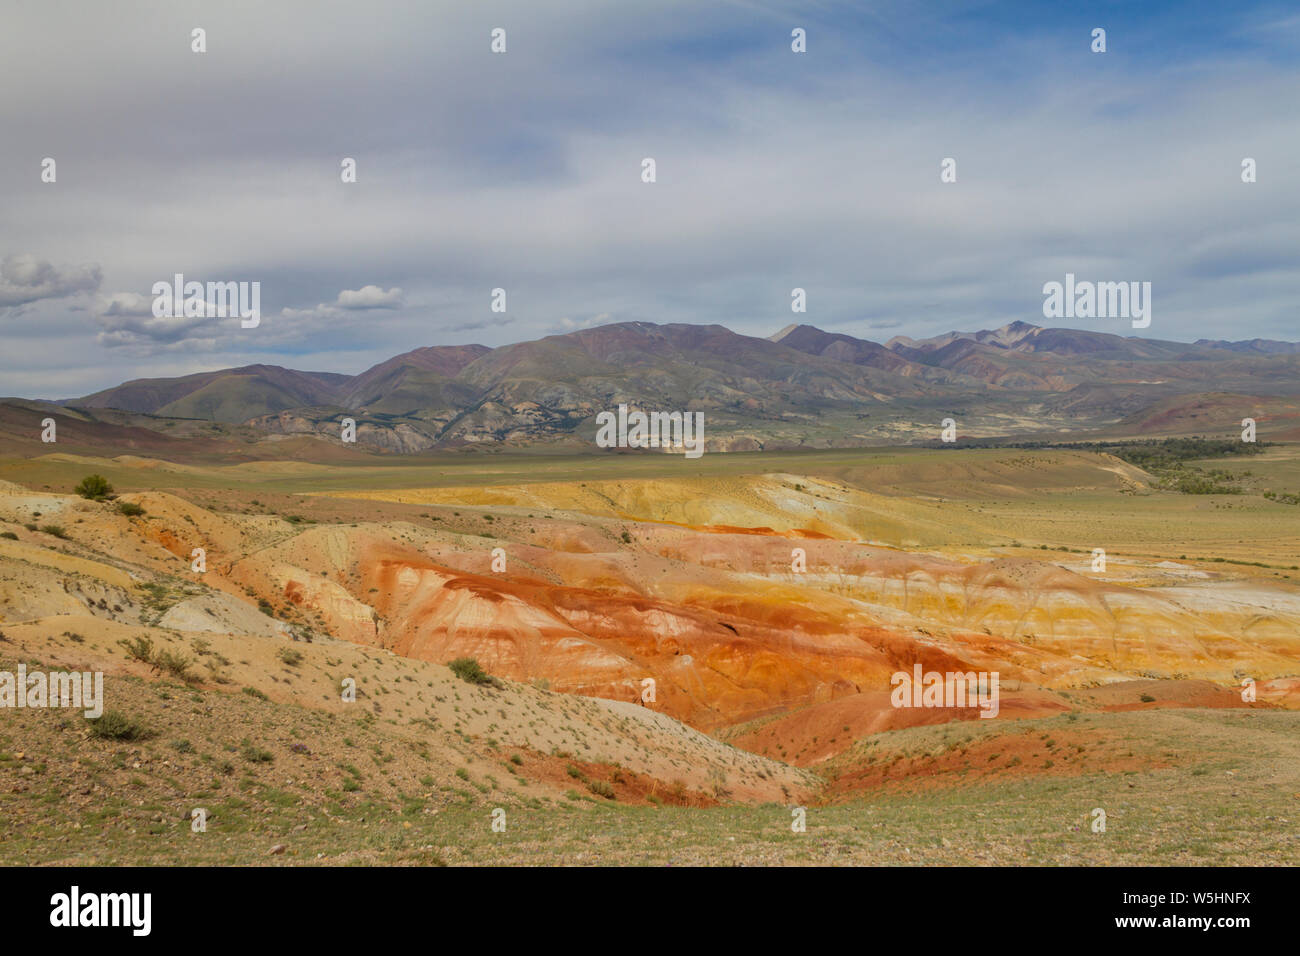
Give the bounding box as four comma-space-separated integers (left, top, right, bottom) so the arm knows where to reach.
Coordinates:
2, 0, 1297, 398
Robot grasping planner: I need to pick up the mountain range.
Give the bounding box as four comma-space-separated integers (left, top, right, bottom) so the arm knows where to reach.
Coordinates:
6, 321, 1300, 453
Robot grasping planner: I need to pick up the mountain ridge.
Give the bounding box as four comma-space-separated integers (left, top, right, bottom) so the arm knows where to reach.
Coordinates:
9, 320, 1297, 453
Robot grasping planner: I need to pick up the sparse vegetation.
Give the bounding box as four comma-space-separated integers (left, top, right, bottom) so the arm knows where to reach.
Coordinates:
0, 440, 1296, 867
74, 474, 114, 500
240, 740, 274, 763
86, 710, 151, 741
447, 657, 501, 688
153, 648, 196, 683
276, 647, 304, 667
116, 635, 195, 682
119, 635, 155, 665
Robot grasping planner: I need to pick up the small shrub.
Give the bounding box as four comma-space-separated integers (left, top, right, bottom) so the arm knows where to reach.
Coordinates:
119, 635, 155, 665
587, 779, 616, 799
153, 648, 195, 683
87, 710, 151, 741
276, 647, 303, 667
0, 531, 17, 540
39, 524, 68, 539
447, 657, 498, 687
116, 501, 145, 517
75, 474, 114, 500
240, 741, 274, 764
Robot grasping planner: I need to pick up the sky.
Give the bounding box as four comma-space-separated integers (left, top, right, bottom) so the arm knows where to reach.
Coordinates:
1, 0, 1297, 398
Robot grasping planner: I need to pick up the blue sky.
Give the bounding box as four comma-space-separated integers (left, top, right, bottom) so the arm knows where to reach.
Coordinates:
1, 0, 1297, 397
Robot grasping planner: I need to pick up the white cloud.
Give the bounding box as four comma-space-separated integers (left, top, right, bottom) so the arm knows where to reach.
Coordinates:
0, 254, 101, 308
94, 308, 224, 349
280, 286, 407, 323
337, 285, 403, 309
94, 289, 254, 349
96, 292, 155, 317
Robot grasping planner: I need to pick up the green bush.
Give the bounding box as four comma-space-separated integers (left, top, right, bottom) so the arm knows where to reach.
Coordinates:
118, 635, 195, 682
119, 635, 154, 664
240, 740, 274, 763
447, 657, 498, 687
153, 648, 195, 683
87, 710, 152, 741
39, 524, 68, 539
75, 474, 114, 500
276, 646, 303, 667
116, 501, 145, 517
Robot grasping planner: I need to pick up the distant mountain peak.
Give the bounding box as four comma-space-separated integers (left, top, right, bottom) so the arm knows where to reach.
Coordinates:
40, 318, 1300, 452
1194, 337, 1300, 355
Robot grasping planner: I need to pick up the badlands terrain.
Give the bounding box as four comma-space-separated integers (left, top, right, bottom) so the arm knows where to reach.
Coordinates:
1, 439, 1298, 865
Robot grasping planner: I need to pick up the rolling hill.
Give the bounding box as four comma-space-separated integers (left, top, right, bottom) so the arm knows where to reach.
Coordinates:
2, 320, 1294, 454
